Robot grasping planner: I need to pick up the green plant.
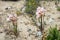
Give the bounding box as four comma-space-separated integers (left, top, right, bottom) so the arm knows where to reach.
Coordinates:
16, 10, 22, 16
7, 14, 18, 37
46, 26, 60, 40
13, 22, 18, 37
57, 6, 60, 11
25, 0, 40, 15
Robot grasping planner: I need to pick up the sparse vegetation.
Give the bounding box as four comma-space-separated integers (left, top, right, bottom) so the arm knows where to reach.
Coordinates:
13, 22, 18, 37
16, 10, 22, 16
7, 14, 18, 37
57, 6, 60, 11
46, 26, 60, 40
0, 0, 60, 40
25, 0, 40, 15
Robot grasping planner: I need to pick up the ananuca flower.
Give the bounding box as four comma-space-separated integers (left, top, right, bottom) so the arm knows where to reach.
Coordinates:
36, 7, 46, 32
36, 6, 46, 19
7, 14, 18, 37
7, 14, 17, 25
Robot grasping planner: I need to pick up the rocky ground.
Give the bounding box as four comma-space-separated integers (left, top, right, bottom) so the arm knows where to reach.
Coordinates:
0, 0, 60, 40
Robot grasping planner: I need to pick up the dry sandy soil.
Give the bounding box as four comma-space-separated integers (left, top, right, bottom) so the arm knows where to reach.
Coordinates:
0, 0, 60, 40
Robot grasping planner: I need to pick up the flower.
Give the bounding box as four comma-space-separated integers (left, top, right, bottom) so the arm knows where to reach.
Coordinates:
7, 14, 17, 22
36, 6, 46, 19
7, 14, 18, 36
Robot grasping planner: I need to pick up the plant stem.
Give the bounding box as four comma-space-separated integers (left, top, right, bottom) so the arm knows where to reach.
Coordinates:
13, 21, 17, 37
40, 15, 43, 32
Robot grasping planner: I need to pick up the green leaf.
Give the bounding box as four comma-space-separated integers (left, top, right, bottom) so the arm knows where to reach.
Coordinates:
46, 26, 60, 40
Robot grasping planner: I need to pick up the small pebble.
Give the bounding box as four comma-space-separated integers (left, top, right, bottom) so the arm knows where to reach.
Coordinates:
49, 18, 54, 23
36, 30, 42, 37
36, 22, 41, 26
5, 6, 12, 10
27, 29, 31, 32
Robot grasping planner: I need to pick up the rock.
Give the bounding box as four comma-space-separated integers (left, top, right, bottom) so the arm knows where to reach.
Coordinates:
27, 37, 32, 40
0, 33, 5, 40
2, 0, 19, 1
5, 6, 12, 10
6, 18, 11, 22
48, 18, 54, 23
0, 12, 2, 14
36, 22, 41, 26
27, 29, 31, 32
21, 7, 26, 13
36, 31, 42, 37
0, 27, 4, 33
10, 35, 16, 38
5, 35, 12, 40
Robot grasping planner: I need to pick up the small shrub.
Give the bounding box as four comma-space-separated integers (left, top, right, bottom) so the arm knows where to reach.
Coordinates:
25, 0, 40, 15
46, 26, 60, 40
13, 23, 18, 37
16, 10, 22, 16
7, 14, 18, 37
57, 6, 60, 11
